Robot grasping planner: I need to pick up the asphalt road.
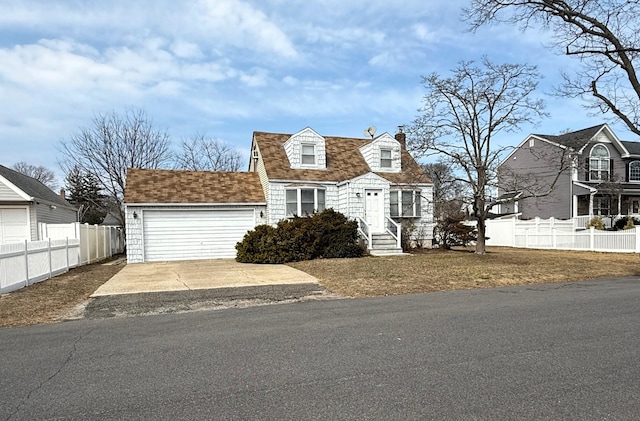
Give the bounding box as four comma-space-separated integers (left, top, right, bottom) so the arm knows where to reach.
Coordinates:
1, 277, 640, 420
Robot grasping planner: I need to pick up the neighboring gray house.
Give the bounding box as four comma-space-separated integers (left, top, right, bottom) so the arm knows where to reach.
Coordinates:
124, 127, 433, 262
498, 124, 640, 219
0, 164, 77, 243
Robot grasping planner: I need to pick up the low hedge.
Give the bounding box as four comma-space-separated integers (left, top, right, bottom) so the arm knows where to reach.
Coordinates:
236, 209, 365, 263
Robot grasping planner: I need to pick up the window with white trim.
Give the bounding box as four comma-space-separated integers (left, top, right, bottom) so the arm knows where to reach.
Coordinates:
390, 190, 421, 217
380, 149, 392, 168
286, 188, 325, 216
593, 196, 610, 216
301, 144, 315, 165
630, 161, 640, 182
589, 144, 610, 181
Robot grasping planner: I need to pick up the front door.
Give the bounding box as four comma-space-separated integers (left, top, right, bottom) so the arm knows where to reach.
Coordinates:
632, 199, 640, 214
365, 189, 384, 233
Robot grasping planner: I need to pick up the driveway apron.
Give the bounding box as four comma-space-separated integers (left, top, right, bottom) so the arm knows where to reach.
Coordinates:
91, 259, 320, 297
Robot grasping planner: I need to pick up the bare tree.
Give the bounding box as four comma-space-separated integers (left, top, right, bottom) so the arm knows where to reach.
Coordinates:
59, 108, 172, 227
421, 162, 466, 221
408, 58, 550, 254
465, 0, 640, 136
12, 162, 58, 190
174, 135, 243, 171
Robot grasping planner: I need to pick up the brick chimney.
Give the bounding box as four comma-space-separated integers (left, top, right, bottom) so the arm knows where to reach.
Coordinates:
395, 125, 406, 149
60, 189, 66, 200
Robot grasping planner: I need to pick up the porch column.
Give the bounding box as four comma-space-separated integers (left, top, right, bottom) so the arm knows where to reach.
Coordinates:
589, 193, 595, 217
573, 195, 578, 217
618, 193, 622, 216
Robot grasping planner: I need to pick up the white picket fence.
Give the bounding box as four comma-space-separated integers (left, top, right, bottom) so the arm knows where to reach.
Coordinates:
0, 223, 125, 294
485, 217, 640, 253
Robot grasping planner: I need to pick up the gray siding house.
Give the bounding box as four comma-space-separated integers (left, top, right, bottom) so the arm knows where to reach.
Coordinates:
0, 164, 77, 243
498, 124, 640, 219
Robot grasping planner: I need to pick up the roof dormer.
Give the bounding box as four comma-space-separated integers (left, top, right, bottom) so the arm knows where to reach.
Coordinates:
283, 127, 327, 170
359, 132, 402, 173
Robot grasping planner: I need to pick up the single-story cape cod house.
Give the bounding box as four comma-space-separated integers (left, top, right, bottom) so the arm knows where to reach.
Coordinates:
0, 164, 77, 244
125, 127, 433, 263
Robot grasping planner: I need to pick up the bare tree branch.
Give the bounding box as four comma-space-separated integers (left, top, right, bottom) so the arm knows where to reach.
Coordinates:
12, 162, 58, 191
58, 108, 173, 228
465, 0, 640, 136
174, 135, 243, 171
407, 58, 548, 254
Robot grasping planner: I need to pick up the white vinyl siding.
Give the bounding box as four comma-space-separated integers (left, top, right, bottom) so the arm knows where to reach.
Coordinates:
142, 209, 255, 261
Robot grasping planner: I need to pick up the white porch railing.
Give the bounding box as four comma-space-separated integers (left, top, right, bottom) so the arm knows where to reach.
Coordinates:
356, 217, 372, 249
385, 217, 401, 249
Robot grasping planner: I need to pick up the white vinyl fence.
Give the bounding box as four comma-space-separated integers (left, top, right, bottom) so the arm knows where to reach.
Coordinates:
0, 223, 125, 294
485, 217, 640, 253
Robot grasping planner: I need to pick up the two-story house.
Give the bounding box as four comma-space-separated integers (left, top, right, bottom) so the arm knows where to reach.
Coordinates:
497, 124, 640, 220
125, 127, 433, 263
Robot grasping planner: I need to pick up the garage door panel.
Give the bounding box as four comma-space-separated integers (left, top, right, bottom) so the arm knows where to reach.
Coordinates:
0, 208, 29, 244
142, 209, 255, 262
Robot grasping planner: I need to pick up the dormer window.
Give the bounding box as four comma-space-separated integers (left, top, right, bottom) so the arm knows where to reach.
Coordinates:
589, 144, 610, 181
380, 149, 392, 169
301, 144, 315, 165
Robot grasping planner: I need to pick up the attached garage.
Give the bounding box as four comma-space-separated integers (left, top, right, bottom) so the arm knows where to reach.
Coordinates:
125, 169, 267, 263
142, 209, 256, 261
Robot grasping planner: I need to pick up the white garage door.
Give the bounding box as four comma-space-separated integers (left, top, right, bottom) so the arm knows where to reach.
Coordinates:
0, 208, 29, 244
143, 209, 256, 262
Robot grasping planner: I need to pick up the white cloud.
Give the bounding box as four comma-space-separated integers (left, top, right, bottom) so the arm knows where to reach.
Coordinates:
196, 0, 297, 58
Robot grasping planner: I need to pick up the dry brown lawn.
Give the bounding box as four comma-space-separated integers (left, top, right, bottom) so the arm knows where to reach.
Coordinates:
0, 257, 125, 328
2, 248, 638, 329
289, 247, 640, 297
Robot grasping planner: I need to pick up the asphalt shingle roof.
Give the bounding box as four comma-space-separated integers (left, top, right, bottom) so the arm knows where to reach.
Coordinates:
0, 164, 74, 208
125, 169, 266, 204
532, 124, 606, 150
254, 131, 430, 184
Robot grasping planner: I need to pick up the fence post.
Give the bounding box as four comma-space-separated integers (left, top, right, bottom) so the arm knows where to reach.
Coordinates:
48, 238, 52, 280
590, 226, 595, 251
66, 237, 70, 271
636, 227, 640, 254
23, 240, 29, 287
95, 224, 99, 261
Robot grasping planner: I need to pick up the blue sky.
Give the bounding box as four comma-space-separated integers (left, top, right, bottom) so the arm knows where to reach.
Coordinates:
1, 0, 637, 185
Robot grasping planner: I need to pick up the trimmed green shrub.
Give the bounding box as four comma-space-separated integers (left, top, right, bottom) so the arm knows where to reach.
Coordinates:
614, 216, 640, 230
586, 216, 605, 230
235, 209, 365, 263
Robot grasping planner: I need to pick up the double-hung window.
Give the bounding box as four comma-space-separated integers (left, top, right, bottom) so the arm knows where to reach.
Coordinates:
629, 161, 640, 182
390, 190, 421, 217
286, 188, 325, 216
593, 196, 610, 216
589, 144, 610, 181
301, 144, 315, 165
380, 149, 392, 169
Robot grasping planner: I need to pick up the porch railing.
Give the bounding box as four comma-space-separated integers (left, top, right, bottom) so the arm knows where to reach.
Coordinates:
356, 217, 372, 249
385, 217, 401, 249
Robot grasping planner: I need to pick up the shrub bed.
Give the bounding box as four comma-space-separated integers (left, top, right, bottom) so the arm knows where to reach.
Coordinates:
236, 209, 365, 263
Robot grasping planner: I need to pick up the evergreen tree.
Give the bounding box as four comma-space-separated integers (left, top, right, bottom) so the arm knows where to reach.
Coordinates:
65, 166, 107, 225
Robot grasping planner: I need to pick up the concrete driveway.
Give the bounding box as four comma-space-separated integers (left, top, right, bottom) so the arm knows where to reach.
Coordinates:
91, 259, 320, 297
